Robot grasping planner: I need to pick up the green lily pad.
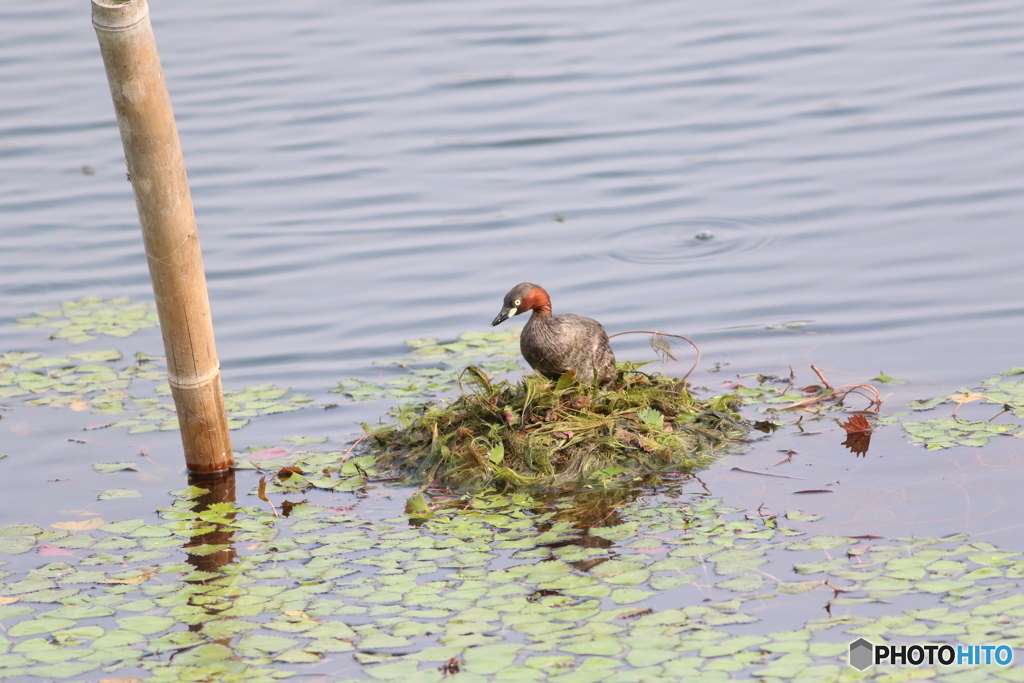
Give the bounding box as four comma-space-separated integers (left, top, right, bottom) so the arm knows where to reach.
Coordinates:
92, 462, 138, 474
69, 349, 123, 363
7, 619, 77, 637
0, 524, 44, 537
0, 537, 36, 555
23, 661, 101, 679
608, 588, 655, 604
116, 616, 174, 635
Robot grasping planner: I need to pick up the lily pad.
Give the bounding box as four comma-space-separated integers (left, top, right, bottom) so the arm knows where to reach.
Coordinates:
0, 537, 36, 555
97, 489, 142, 500
92, 463, 138, 474
116, 616, 175, 636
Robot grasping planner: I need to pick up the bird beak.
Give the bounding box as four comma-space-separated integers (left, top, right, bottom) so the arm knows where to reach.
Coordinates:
491, 307, 516, 327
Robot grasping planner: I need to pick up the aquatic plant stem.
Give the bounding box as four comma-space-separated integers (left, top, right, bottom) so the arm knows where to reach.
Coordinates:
607, 331, 701, 382
340, 434, 368, 462
779, 365, 882, 412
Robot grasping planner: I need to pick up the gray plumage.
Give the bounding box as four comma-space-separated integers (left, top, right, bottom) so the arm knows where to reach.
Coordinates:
491, 282, 616, 386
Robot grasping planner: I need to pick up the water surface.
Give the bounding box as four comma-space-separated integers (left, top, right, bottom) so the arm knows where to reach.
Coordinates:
1, 0, 1023, 675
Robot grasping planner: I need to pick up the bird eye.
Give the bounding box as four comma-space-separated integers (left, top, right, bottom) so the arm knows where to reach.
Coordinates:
514, 299, 521, 306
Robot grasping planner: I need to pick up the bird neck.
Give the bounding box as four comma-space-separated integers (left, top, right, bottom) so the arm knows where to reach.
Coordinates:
531, 302, 552, 317
525, 286, 552, 316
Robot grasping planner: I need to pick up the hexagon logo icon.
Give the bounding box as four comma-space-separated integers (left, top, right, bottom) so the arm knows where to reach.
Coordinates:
848, 638, 874, 670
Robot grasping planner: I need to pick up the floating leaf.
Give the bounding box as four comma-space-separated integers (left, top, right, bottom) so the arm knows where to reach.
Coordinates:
282, 436, 328, 445
840, 415, 872, 435
786, 510, 822, 522
247, 447, 292, 461
405, 494, 432, 520
0, 524, 44, 536
608, 588, 655, 604
649, 573, 697, 590
51, 519, 106, 531
98, 489, 141, 500
716, 575, 764, 592
0, 537, 36, 554
93, 462, 137, 474
18, 297, 158, 342
68, 349, 123, 363
239, 634, 299, 653
7, 618, 77, 636
777, 580, 823, 594
116, 616, 174, 636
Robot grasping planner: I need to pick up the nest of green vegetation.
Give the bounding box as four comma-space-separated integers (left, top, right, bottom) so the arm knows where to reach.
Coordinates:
367, 363, 746, 491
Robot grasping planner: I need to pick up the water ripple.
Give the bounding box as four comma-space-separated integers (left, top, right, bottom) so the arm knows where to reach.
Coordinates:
584, 217, 781, 265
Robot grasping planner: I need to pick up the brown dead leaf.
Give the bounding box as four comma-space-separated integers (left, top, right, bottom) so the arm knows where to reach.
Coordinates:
568, 396, 592, 410
840, 414, 872, 435
59, 509, 101, 517
283, 609, 317, 622
257, 476, 279, 518
70, 400, 91, 412
637, 435, 658, 452
839, 415, 873, 456
613, 427, 633, 442
0, 596, 20, 605
99, 572, 154, 585
281, 499, 306, 517
842, 432, 872, 456
275, 466, 304, 480
948, 392, 988, 404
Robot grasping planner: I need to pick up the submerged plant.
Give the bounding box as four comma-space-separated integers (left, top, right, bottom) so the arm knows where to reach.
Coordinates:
0, 351, 307, 432
331, 328, 524, 402
2, 485, 1023, 681
367, 364, 745, 491
897, 367, 1024, 450
16, 296, 159, 344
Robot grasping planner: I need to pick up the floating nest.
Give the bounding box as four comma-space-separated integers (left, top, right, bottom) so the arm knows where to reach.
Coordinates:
367, 364, 746, 491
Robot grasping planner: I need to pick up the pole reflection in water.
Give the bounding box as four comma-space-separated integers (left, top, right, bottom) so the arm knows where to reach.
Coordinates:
182, 470, 238, 639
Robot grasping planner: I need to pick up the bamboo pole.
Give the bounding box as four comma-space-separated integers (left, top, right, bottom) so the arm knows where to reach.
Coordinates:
92, 0, 233, 473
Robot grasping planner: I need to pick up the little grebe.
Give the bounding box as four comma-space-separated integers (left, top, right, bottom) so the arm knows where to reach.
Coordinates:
491, 282, 616, 386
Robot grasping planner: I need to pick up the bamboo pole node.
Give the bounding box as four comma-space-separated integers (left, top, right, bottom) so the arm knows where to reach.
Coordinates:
93, 0, 234, 474
168, 366, 223, 390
